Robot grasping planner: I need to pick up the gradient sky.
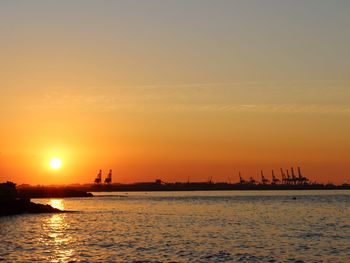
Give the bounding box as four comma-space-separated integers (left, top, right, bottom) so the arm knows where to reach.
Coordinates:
1, 0, 350, 185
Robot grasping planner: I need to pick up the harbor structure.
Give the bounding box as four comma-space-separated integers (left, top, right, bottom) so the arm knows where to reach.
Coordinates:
271, 170, 280, 185
104, 170, 112, 184
94, 169, 112, 184
238, 166, 309, 186
90, 166, 344, 190
94, 170, 102, 184
260, 170, 269, 185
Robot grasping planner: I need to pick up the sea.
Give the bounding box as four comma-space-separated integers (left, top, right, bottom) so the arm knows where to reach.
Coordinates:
0, 190, 349, 262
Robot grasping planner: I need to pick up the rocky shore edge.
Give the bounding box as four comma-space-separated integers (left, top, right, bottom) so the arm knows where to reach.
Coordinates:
1, 181, 94, 216
0, 198, 63, 216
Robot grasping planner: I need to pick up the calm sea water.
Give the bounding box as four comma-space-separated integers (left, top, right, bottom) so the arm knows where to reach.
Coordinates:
0, 190, 349, 262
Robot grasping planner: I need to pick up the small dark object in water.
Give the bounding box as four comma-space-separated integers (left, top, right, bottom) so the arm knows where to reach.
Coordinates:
292, 197, 297, 200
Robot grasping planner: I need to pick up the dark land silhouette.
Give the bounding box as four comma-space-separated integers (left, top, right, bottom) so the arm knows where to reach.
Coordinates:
15, 181, 350, 194
0, 182, 66, 216
17, 186, 93, 199
87, 167, 350, 192
2, 166, 348, 204
88, 180, 350, 192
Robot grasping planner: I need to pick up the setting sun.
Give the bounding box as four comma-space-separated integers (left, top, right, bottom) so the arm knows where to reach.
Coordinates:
49, 158, 62, 170
1, 2, 350, 262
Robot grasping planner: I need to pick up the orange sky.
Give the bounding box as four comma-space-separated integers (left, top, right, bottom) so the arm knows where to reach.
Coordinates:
0, 1, 350, 185
1, 105, 349, 185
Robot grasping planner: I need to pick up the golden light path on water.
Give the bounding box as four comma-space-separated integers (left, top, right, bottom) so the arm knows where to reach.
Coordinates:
43, 199, 75, 262
49, 199, 65, 211
1, 191, 349, 262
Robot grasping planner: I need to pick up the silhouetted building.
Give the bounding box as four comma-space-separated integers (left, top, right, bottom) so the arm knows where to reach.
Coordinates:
155, 179, 162, 185
249, 177, 256, 185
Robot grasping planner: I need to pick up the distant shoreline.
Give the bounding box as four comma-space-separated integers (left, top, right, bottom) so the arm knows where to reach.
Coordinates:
16, 182, 350, 196
17, 187, 93, 199
89, 183, 350, 192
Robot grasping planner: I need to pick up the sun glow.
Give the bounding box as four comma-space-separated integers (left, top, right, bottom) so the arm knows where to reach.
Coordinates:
49, 199, 65, 210
50, 158, 62, 170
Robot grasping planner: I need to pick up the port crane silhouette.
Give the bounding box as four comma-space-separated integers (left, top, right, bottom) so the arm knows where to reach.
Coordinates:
297, 167, 309, 184
271, 170, 280, 185
260, 170, 269, 185
94, 170, 102, 184
239, 172, 246, 184
94, 166, 309, 187
105, 169, 112, 184
238, 166, 309, 185
94, 169, 112, 184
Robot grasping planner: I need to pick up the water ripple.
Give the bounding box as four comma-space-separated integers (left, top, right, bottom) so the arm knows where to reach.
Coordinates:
0, 190, 349, 262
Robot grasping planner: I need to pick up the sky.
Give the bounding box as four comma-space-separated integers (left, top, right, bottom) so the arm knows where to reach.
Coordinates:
0, 0, 349, 185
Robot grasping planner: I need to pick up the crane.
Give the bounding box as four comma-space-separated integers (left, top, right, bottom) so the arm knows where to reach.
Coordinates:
94, 170, 102, 184
104, 169, 112, 184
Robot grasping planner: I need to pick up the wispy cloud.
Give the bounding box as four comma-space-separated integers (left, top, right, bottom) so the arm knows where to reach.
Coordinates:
168, 103, 350, 114
3, 81, 350, 114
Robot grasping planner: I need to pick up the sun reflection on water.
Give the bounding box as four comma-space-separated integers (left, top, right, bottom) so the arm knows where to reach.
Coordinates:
41, 201, 77, 262
49, 199, 65, 210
